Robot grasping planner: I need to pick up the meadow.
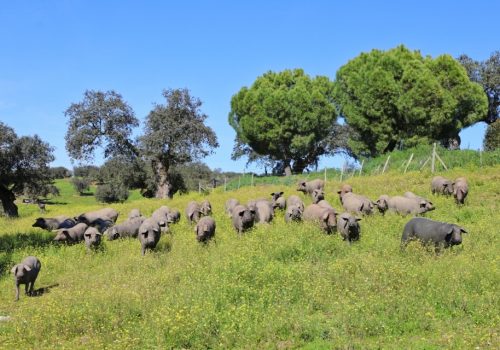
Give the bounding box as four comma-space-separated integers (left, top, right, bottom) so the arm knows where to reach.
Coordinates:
0, 166, 499, 349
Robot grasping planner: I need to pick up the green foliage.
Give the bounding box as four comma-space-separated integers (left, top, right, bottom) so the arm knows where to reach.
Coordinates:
95, 181, 129, 203
0, 122, 55, 217
484, 119, 500, 151
458, 51, 499, 124
64, 90, 139, 163
73, 165, 100, 181
70, 177, 90, 195
334, 45, 488, 158
229, 69, 347, 174
48, 167, 71, 179
139, 88, 219, 198
0, 167, 498, 348
97, 156, 146, 189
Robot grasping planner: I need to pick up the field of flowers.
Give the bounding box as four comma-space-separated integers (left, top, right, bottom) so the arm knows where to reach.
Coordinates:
0, 166, 498, 349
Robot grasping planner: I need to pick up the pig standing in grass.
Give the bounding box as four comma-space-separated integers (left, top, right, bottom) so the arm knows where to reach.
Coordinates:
253, 200, 274, 224
376, 195, 434, 216
11, 256, 41, 301
84, 227, 102, 251
231, 205, 255, 234
337, 213, 361, 243
138, 218, 161, 256
186, 201, 202, 224
167, 208, 181, 223
453, 177, 469, 205
431, 176, 454, 195
297, 179, 325, 196
285, 195, 305, 223
340, 192, 374, 215
32, 216, 76, 231
225, 199, 240, 215
337, 184, 353, 204
271, 192, 286, 210
106, 216, 145, 240
195, 216, 216, 243
403, 192, 434, 210
76, 207, 119, 225
303, 204, 338, 234
401, 217, 467, 250
200, 200, 212, 216
53, 223, 88, 243
311, 189, 325, 204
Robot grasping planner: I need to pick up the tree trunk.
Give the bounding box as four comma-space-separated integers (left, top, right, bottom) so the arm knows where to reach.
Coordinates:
0, 185, 19, 218
283, 159, 292, 177
292, 159, 307, 174
153, 160, 173, 199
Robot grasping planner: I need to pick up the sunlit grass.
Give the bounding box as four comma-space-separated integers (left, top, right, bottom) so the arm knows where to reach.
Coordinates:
0, 167, 499, 349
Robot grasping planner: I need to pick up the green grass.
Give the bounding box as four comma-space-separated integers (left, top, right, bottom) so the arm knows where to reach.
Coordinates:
0, 168, 499, 349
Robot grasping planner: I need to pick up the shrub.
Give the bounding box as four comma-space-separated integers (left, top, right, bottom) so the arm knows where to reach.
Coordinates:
71, 177, 90, 195
95, 182, 129, 203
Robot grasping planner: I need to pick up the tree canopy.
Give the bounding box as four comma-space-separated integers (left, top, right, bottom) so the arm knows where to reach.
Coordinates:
229, 69, 345, 175
458, 51, 499, 124
0, 122, 55, 217
65, 90, 139, 162
334, 45, 488, 158
484, 119, 500, 151
139, 88, 219, 198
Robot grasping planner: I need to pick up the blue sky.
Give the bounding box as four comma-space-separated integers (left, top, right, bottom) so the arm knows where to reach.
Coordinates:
0, 1, 497, 173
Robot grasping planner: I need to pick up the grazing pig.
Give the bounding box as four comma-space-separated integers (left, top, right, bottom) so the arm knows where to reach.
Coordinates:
311, 189, 325, 204
453, 177, 468, 205
286, 195, 305, 212
11, 256, 41, 301
84, 227, 102, 251
337, 184, 353, 204
317, 200, 333, 209
195, 216, 216, 243
138, 218, 161, 256
340, 192, 374, 215
231, 205, 255, 234
225, 198, 240, 215
285, 204, 303, 223
271, 192, 286, 210
200, 200, 212, 216
337, 213, 361, 243
297, 179, 325, 196
401, 217, 467, 249
166, 208, 181, 223
431, 176, 454, 196
151, 207, 170, 232
375, 195, 390, 214
403, 192, 435, 211
186, 201, 202, 224
253, 200, 274, 224
53, 223, 88, 243
76, 207, 119, 225
128, 209, 142, 219
106, 217, 145, 240
303, 204, 338, 234
378, 195, 434, 216
32, 216, 76, 231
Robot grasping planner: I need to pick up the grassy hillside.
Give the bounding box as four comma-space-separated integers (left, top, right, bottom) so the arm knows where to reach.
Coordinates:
0, 167, 499, 349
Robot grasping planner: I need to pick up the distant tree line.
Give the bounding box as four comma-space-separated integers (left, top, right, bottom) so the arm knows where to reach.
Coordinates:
1, 46, 498, 217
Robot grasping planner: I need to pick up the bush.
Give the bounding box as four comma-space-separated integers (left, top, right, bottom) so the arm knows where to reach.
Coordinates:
49, 166, 72, 179
484, 119, 500, 151
73, 165, 100, 180
71, 177, 91, 195
95, 182, 129, 203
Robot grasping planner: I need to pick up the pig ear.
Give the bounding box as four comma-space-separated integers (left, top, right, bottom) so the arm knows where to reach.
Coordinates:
96, 231, 102, 236
460, 227, 468, 234
342, 216, 348, 221
62, 230, 70, 237
359, 203, 365, 211
419, 201, 427, 208
23, 265, 32, 271
321, 211, 330, 220
337, 190, 342, 194
356, 218, 362, 222
11, 266, 17, 274
270, 192, 275, 196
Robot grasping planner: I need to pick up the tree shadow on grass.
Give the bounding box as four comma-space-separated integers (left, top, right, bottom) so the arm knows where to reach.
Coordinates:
0, 231, 55, 275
